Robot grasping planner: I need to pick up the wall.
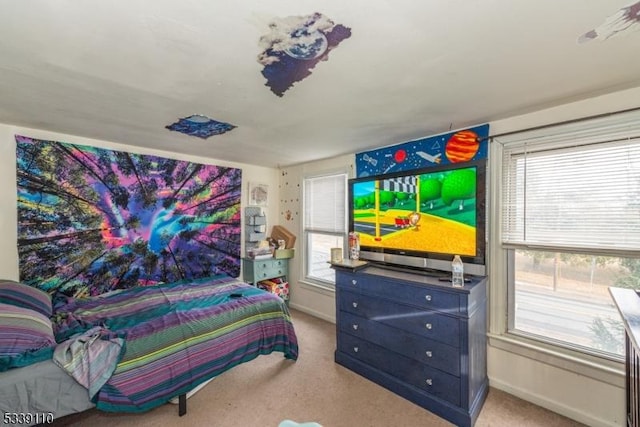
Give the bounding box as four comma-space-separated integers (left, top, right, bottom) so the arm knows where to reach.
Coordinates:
285, 85, 640, 426
0, 124, 280, 281
279, 154, 354, 322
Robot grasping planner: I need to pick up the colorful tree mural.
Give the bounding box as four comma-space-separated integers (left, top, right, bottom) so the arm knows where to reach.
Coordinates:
16, 136, 242, 297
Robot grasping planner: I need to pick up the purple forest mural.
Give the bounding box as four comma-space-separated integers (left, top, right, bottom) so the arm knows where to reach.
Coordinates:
16, 135, 242, 297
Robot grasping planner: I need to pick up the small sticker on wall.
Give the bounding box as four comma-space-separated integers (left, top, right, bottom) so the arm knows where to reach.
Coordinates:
248, 182, 269, 206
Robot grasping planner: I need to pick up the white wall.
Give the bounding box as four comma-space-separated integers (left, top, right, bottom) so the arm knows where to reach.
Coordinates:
279, 155, 354, 322
0, 123, 280, 281
285, 86, 640, 426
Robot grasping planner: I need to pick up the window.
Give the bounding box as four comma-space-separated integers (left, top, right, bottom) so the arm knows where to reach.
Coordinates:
303, 172, 348, 286
498, 109, 640, 359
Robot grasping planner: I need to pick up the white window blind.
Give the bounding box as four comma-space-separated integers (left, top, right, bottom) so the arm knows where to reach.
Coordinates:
498, 108, 640, 255
304, 174, 347, 234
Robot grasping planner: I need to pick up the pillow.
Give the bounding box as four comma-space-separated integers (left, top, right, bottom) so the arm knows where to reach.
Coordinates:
0, 303, 56, 371
0, 280, 52, 318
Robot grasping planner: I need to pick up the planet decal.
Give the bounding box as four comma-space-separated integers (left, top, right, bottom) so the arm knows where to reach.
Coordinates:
284, 30, 328, 60
445, 130, 480, 163
394, 149, 407, 163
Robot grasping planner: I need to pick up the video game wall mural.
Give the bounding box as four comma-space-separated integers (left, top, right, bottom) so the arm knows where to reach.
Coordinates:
16, 135, 242, 297
355, 124, 489, 177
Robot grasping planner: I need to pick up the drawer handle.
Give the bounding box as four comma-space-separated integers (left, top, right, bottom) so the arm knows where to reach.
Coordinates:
425, 379, 433, 386
425, 295, 432, 302
352, 302, 358, 308
425, 323, 433, 330
426, 351, 433, 358
352, 324, 359, 330
353, 346, 359, 353
351, 279, 357, 286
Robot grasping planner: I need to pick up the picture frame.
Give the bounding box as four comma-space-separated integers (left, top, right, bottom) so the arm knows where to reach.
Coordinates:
248, 182, 269, 206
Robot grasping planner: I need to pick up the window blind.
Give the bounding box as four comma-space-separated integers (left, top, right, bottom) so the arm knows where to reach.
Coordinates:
304, 173, 347, 234
498, 108, 640, 255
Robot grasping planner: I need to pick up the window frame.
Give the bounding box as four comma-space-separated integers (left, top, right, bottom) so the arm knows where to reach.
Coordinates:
301, 170, 348, 289
487, 109, 640, 385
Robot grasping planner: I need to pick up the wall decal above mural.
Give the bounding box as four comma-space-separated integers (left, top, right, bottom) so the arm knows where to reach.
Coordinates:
166, 114, 236, 139
258, 12, 352, 97
355, 124, 489, 177
16, 135, 242, 297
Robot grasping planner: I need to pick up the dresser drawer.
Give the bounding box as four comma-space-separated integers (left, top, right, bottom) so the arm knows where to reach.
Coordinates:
338, 311, 460, 376
339, 289, 460, 348
337, 271, 462, 315
255, 258, 287, 271
257, 266, 287, 280
338, 333, 461, 406
253, 259, 287, 279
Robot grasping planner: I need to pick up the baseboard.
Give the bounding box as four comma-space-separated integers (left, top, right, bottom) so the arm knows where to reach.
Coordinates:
489, 377, 620, 427
288, 302, 335, 324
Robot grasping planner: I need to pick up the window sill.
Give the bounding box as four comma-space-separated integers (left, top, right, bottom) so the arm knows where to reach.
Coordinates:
299, 279, 336, 297
488, 331, 624, 387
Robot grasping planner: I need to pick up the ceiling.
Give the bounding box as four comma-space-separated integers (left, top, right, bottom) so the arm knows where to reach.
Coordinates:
1, 1, 639, 168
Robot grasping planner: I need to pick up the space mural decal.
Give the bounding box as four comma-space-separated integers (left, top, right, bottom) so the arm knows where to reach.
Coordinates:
355, 124, 489, 177
578, 1, 640, 43
16, 135, 242, 297
166, 114, 236, 139
258, 12, 351, 97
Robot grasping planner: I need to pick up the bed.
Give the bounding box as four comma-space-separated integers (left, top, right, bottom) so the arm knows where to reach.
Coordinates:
0, 275, 298, 425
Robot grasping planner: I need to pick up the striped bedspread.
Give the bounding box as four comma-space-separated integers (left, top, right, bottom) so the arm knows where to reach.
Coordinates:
52, 275, 298, 413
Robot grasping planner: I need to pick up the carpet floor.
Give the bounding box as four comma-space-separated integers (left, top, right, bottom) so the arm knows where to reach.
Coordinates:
50, 309, 585, 427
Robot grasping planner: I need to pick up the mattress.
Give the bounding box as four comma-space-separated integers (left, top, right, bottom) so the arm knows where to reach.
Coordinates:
0, 359, 94, 426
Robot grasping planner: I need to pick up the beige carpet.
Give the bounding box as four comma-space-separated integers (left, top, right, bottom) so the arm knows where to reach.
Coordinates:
51, 309, 585, 427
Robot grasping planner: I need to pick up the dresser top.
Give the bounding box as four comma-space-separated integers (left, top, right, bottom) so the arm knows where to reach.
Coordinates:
609, 287, 640, 353
339, 265, 486, 294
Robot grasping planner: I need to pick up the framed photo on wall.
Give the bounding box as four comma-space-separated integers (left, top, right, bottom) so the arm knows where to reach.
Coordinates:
248, 182, 269, 206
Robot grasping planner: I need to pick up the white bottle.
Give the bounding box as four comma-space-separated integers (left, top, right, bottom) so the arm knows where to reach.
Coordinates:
451, 255, 464, 287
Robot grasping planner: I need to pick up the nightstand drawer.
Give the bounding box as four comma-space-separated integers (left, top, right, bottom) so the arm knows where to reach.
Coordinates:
254, 258, 286, 270
336, 271, 462, 315
339, 289, 460, 348
338, 333, 461, 406
338, 311, 460, 376
242, 258, 289, 285
254, 262, 287, 279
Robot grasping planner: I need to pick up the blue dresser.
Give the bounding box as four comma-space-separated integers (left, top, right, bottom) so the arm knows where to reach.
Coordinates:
334, 266, 488, 427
